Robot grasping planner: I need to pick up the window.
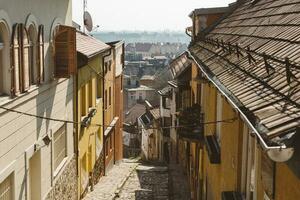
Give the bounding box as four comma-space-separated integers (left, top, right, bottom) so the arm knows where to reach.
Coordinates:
104, 62, 108, 74
37, 25, 45, 84
28, 24, 38, 85
53, 124, 67, 171
121, 75, 123, 91
21, 25, 31, 92
105, 140, 109, 157
0, 22, 10, 96
108, 60, 111, 71
88, 80, 93, 108
109, 87, 111, 106
105, 90, 107, 109
96, 76, 103, 99
127, 79, 131, 86
110, 136, 112, 150
0, 174, 13, 200
81, 85, 87, 116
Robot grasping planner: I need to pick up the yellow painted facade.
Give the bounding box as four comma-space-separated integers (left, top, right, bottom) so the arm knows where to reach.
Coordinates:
175, 59, 300, 200
76, 56, 104, 198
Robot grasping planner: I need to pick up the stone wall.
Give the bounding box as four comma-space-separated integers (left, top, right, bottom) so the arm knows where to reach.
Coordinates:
45, 156, 78, 200
93, 151, 105, 185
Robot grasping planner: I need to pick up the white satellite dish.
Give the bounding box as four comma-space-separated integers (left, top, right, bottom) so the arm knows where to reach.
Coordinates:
84, 11, 93, 32
267, 147, 294, 162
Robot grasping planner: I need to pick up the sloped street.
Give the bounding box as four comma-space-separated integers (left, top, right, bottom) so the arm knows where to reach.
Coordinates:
83, 159, 190, 200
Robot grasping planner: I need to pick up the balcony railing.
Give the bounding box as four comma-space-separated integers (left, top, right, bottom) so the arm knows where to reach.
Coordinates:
177, 104, 204, 143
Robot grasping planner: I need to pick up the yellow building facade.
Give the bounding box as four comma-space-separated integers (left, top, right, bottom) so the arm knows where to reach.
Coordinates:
75, 31, 110, 198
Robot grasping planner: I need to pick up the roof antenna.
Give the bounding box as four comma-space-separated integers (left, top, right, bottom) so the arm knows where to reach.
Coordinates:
247, 46, 255, 64
83, 0, 87, 33
263, 53, 274, 76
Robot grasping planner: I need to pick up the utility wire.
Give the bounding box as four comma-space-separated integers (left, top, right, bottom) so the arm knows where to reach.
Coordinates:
0, 105, 237, 130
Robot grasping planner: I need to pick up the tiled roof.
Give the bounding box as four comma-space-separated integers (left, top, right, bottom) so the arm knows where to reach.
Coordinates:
124, 103, 146, 124
158, 86, 172, 97
140, 75, 155, 80
189, 7, 229, 17
150, 108, 161, 120
189, 0, 300, 146
76, 31, 110, 58
127, 85, 155, 91
169, 52, 192, 79
135, 43, 152, 52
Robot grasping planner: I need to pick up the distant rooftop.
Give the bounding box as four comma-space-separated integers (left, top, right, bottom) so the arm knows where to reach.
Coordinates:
127, 85, 155, 92
140, 75, 155, 81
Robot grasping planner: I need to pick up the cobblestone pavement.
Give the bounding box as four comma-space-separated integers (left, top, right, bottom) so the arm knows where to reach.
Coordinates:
115, 162, 169, 200
84, 159, 190, 200
168, 162, 191, 200
84, 158, 139, 200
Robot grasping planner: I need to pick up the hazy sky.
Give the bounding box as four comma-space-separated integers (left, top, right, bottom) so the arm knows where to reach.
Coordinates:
72, 0, 235, 32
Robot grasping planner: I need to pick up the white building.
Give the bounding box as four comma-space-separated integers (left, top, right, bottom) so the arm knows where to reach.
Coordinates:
0, 1, 76, 199
125, 85, 156, 109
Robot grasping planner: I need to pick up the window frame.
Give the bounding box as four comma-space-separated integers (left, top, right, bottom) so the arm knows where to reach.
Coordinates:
53, 124, 68, 176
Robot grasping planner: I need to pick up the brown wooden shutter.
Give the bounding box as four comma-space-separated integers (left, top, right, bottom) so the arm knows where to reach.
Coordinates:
10, 24, 21, 96
37, 25, 45, 84
54, 25, 77, 78
20, 24, 30, 92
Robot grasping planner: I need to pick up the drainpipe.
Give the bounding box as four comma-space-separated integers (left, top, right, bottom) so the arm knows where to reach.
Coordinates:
102, 49, 112, 175
187, 50, 294, 162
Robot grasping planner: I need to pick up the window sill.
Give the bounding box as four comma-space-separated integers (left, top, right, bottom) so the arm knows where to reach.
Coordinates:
53, 157, 68, 178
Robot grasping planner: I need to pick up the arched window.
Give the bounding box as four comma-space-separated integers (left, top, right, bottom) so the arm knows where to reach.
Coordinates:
0, 22, 10, 97
11, 24, 21, 95
22, 25, 31, 91
28, 24, 38, 85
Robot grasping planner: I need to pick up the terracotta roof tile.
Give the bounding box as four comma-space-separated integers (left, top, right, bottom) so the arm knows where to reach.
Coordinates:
189, 0, 300, 145
76, 31, 110, 58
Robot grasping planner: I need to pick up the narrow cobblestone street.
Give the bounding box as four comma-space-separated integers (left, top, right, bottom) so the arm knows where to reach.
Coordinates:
83, 158, 190, 200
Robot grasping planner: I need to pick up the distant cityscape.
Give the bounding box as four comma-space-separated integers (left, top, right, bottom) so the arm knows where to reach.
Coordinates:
93, 31, 190, 44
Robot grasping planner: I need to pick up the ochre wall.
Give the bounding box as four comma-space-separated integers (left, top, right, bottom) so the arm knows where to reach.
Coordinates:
114, 75, 123, 161
275, 163, 300, 200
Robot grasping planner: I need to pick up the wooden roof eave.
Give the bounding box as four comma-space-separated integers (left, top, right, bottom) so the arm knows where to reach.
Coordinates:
187, 49, 290, 153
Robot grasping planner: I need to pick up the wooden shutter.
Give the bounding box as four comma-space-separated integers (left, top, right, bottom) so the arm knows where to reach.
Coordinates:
20, 24, 30, 92
54, 25, 77, 78
10, 24, 21, 96
37, 25, 44, 84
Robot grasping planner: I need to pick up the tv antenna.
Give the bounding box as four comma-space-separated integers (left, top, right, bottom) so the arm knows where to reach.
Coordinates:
83, 0, 93, 33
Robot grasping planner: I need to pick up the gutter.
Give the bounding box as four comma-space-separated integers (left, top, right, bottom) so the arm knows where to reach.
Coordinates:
187, 50, 294, 162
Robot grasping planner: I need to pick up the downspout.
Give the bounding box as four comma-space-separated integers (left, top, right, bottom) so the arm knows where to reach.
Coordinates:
187, 50, 294, 162
102, 49, 112, 175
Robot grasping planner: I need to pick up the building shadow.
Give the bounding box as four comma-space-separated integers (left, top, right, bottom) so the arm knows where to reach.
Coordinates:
134, 161, 168, 200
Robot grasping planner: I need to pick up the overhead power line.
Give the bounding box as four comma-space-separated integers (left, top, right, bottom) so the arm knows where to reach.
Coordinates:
0, 105, 237, 131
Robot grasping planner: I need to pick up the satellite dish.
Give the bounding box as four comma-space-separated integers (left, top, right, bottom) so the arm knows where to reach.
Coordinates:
84, 11, 93, 32
267, 147, 294, 162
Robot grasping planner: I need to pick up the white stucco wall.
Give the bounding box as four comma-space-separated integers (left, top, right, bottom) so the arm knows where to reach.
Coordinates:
115, 43, 123, 77
0, 1, 74, 199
